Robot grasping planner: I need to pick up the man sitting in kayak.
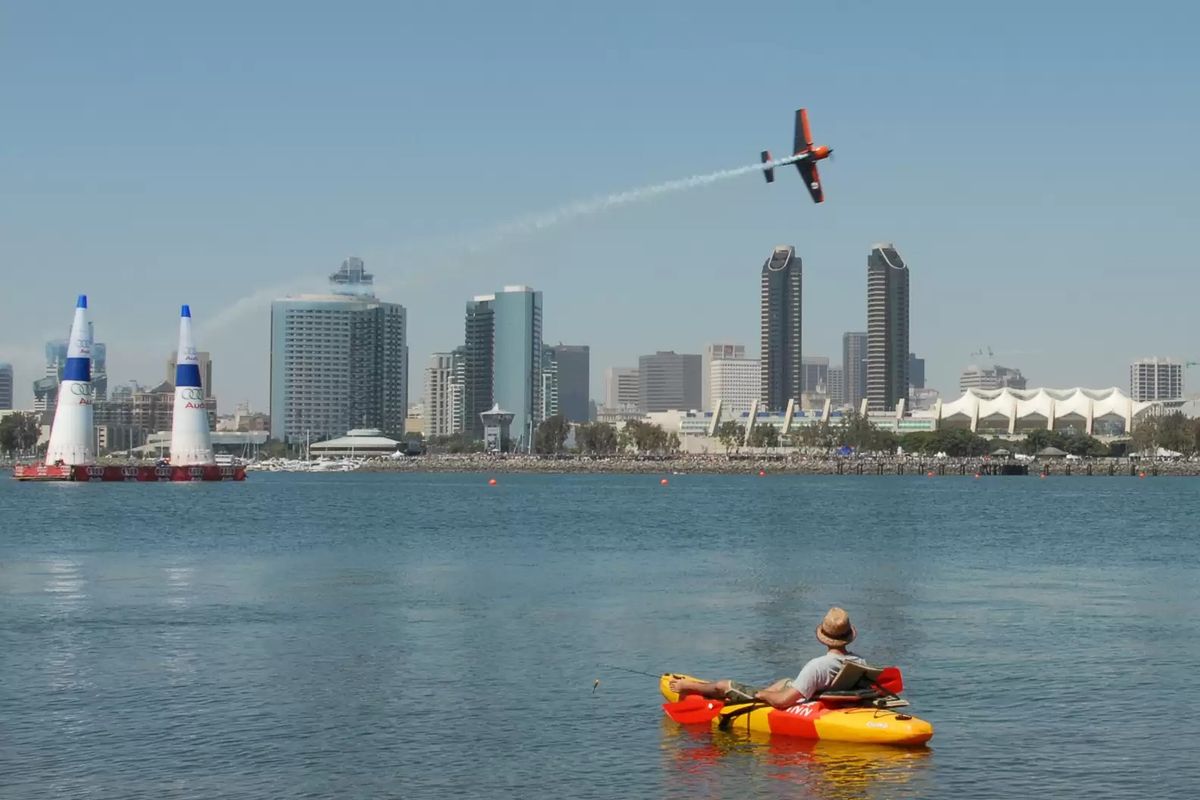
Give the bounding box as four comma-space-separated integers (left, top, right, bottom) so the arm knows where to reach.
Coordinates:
667, 607, 864, 709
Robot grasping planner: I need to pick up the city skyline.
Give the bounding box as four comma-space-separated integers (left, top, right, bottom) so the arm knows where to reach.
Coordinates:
8, 270, 1199, 420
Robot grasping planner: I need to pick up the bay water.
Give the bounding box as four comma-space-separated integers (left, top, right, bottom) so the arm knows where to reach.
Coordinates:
1, 473, 1197, 798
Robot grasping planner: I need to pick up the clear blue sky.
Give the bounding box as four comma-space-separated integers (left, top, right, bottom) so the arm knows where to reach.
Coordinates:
3, 0, 1199, 409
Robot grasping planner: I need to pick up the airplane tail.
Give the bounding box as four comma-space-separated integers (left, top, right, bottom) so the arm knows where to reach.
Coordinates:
760, 150, 775, 183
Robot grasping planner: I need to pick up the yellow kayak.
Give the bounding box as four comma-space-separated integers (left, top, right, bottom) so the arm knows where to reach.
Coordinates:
660, 672, 933, 746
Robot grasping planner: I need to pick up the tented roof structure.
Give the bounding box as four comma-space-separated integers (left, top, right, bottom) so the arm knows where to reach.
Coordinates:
935, 387, 1155, 435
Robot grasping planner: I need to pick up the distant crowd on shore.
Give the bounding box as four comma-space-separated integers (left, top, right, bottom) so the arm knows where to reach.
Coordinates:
6, 451, 1197, 477
355, 452, 1200, 477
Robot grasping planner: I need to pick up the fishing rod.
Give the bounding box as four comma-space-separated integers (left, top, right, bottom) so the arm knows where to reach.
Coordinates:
597, 663, 662, 679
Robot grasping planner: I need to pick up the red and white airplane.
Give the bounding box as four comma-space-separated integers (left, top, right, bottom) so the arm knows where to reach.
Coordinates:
760, 108, 832, 203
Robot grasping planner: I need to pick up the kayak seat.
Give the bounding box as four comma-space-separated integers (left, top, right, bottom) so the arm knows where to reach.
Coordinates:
809, 661, 893, 703
814, 687, 886, 704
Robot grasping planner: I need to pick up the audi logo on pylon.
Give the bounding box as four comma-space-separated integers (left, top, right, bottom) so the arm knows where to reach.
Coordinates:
178, 388, 205, 401
69, 384, 94, 397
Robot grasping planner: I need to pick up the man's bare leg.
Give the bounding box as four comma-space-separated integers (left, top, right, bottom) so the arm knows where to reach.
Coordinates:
667, 677, 731, 699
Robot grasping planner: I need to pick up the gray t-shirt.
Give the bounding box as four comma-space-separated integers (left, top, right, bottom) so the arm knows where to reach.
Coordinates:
792, 652, 865, 699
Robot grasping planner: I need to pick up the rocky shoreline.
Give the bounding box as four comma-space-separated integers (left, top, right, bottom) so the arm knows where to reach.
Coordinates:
6, 454, 1196, 477
355, 454, 1200, 477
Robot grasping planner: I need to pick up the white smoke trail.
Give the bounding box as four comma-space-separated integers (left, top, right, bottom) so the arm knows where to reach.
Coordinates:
130, 157, 788, 409
205, 157, 790, 328
466, 157, 793, 250
372, 155, 796, 297
196, 276, 326, 339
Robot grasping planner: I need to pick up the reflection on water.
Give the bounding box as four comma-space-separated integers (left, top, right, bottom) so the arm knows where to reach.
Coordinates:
661, 718, 932, 799
39, 559, 95, 739
164, 566, 195, 608
162, 565, 197, 677
43, 558, 87, 607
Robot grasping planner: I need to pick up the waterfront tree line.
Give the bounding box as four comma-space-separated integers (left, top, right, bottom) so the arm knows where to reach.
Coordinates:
414, 410, 1200, 459
9, 408, 1200, 461
517, 410, 1200, 459
0, 412, 41, 454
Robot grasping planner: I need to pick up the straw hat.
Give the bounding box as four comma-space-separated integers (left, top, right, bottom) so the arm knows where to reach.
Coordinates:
815, 607, 857, 648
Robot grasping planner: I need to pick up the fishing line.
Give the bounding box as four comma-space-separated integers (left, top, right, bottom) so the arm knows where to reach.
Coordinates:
596, 663, 662, 678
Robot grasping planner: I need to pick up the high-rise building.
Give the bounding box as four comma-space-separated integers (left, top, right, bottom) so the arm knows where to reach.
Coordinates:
0, 362, 12, 410
451, 346, 467, 431
32, 376, 57, 418
91, 334, 108, 402
638, 351, 701, 412
95, 379, 216, 441
541, 345, 559, 420
866, 243, 910, 411
167, 351, 214, 398
704, 343, 747, 411
463, 296, 495, 440
908, 353, 926, 390
801, 356, 830, 394
827, 365, 846, 407
908, 387, 940, 411
547, 344, 589, 422
460, 286, 543, 447
959, 364, 1026, 392
842, 332, 868, 410
492, 286, 543, 448
710, 356, 760, 417
94, 383, 145, 454
36, 329, 109, 412
134, 381, 171, 434
269, 258, 408, 443
425, 351, 464, 439
604, 367, 639, 411
760, 245, 803, 411
1130, 357, 1184, 401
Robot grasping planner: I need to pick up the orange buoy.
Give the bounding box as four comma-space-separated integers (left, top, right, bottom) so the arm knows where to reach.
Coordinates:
758, 470, 766, 477
660, 478, 669, 486
488, 478, 498, 486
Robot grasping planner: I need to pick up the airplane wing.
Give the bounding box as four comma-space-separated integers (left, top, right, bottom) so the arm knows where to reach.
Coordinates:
796, 160, 824, 203
794, 108, 814, 153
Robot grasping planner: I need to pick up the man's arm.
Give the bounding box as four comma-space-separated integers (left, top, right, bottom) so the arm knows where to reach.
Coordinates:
754, 682, 803, 710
